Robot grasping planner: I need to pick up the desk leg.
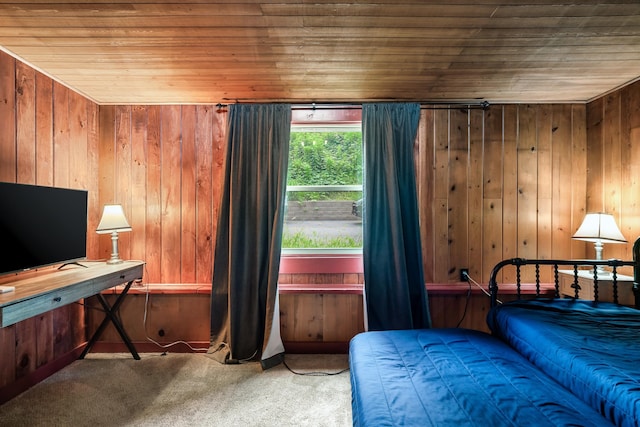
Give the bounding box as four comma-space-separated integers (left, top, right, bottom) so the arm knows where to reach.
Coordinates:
80, 280, 140, 360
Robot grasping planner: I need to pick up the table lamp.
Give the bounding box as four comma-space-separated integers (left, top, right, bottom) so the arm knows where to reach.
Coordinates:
572, 212, 626, 276
96, 204, 132, 264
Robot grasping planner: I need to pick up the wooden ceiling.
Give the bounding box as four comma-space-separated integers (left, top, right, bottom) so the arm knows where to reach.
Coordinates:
1, 1, 639, 105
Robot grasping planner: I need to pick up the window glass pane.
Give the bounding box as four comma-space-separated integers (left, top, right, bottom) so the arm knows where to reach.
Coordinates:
283, 127, 363, 251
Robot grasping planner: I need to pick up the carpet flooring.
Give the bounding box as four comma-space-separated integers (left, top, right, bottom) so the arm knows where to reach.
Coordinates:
0, 352, 352, 427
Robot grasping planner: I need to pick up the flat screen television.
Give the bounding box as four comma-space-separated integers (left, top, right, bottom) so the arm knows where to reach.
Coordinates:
0, 182, 88, 275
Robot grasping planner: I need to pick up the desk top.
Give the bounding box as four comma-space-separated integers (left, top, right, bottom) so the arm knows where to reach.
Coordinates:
0, 261, 144, 327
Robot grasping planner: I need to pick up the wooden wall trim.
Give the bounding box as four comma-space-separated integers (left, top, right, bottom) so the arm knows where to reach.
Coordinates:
280, 255, 363, 274
89, 341, 210, 354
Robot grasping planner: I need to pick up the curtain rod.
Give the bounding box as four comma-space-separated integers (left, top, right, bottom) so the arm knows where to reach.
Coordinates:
215, 101, 490, 111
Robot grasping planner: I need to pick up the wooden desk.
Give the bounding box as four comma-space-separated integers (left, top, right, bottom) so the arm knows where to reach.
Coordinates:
0, 261, 144, 358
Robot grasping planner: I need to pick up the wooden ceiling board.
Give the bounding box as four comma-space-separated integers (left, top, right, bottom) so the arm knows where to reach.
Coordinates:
0, 1, 639, 105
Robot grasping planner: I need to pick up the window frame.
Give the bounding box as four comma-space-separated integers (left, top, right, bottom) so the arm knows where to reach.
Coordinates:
281, 109, 363, 274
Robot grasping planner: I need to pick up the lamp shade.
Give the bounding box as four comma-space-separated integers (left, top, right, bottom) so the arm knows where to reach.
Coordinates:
572, 213, 626, 244
96, 204, 132, 234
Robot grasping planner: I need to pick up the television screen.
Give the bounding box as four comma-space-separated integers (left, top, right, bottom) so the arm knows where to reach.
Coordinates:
0, 182, 88, 275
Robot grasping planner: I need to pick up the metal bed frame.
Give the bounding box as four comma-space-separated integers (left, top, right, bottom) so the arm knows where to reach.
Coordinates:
488, 238, 640, 309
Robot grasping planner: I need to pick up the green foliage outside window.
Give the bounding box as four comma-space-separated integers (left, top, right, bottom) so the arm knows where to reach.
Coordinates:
281, 230, 363, 248
287, 131, 362, 202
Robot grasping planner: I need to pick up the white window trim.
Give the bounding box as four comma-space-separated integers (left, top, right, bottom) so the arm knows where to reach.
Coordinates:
282, 120, 363, 262
291, 124, 361, 132
287, 184, 362, 192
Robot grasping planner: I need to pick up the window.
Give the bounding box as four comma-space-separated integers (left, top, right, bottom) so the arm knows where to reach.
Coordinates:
282, 124, 363, 255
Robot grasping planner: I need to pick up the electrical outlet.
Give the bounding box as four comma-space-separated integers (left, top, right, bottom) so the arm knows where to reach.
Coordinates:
460, 268, 469, 282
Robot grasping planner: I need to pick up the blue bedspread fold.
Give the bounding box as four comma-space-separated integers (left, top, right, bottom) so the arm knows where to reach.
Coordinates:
488, 299, 640, 427
349, 328, 612, 426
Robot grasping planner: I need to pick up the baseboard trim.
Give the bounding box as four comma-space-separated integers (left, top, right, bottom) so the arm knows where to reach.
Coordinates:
88, 341, 349, 355
0, 345, 84, 405
88, 341, 211, 354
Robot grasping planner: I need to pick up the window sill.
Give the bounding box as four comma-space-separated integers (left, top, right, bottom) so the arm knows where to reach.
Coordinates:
279, 283, 362, 295
280, 253, 363, 274
102, 283, 212, 295
99, 281, 556, 297
426, 282, 556, 296
279, 282, 556, 296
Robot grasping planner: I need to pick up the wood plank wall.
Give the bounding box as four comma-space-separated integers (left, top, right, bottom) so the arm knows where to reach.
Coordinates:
0, 52, 100, 392
3, 51, 640, 391
586, 84, 640, 265
98, 105, 227, 284
101, 102, 598, 287
417, 104, 589, 285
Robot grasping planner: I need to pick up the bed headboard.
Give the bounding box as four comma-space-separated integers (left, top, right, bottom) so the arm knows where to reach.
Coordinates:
488, 237, 640, 309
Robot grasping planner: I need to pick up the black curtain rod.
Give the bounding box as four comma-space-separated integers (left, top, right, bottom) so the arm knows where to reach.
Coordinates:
215, 101, 490, 111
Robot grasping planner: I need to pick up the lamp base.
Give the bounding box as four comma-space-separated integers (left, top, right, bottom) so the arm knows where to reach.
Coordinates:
592, 267, 611, 278
592, 241, 609, 277
107, 231, 124, 265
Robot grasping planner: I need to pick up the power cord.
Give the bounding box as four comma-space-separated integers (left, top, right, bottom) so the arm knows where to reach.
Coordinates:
128, 269, 352, 370
141, 282, 210, 353
136, 263, 210, 353
75, 261, 209, 353
456, 271, 502, 328
464, 270, 503, 304
456, 276, 472, 327
282, 355, 349, 376
98, 262, 350, 364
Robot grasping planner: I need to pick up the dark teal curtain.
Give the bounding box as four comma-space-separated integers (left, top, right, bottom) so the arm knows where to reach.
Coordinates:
209, 104, 291, 369
362, 103, 431, 331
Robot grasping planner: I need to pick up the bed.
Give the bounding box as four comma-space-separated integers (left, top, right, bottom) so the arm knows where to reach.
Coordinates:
350, 328, 613, 426
349, 238, 640, 426
487, 299, 640, 427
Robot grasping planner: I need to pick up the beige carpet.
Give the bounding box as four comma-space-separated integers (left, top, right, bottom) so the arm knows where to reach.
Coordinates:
0, 353, 352, 427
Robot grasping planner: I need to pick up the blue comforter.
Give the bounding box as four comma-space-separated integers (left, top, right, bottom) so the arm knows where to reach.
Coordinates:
349, 328, 612, 426
488, 299, 640, 427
